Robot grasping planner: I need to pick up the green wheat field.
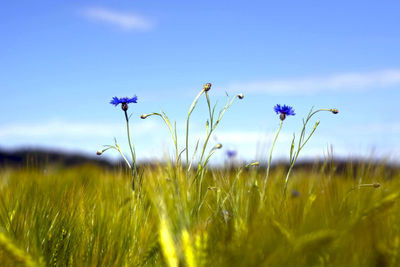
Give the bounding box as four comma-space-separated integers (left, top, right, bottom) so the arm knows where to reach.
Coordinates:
1, 161, 400, 267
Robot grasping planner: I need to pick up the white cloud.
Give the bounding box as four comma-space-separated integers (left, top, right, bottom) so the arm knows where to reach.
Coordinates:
0, 120, 158, 139
211, 130, 292, 144
227, 69, 400, 95
349, 122, 400, 135
81, 7, 154, 31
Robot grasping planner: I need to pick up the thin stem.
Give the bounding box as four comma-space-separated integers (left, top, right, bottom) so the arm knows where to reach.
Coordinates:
282, 108, 332, 200
108, 144, 132, 169
198, 94, 240, 172
186, 88, 205, 179
262, 120, 283, 199
282, 165, 294, 200
124, 110, 137, 191
142, 112, 179, 167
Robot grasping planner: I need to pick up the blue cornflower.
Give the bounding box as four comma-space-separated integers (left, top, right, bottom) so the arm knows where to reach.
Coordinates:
274, 104, 295, 120
226, 149, 237, 159
110, 96, 138, 111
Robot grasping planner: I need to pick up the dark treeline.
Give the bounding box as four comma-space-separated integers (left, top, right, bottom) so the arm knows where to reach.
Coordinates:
1, 148, 399, 178
0, 148, 115, 169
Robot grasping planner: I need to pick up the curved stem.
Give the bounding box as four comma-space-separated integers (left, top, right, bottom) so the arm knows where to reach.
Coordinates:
110, 145, 132, 169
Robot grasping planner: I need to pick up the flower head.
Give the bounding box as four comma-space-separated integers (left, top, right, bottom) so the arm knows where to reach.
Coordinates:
274, 104, 295, 120
226, 149, 237, 159
110, 96, 138, 111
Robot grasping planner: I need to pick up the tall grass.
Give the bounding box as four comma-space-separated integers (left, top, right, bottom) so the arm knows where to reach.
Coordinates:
0, 161, 399, 266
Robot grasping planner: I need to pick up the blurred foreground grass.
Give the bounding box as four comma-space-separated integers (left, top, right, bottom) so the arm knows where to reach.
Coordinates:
0, 162, 400, 266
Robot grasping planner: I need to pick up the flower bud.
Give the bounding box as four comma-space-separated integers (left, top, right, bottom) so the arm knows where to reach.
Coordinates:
96, 150, 103, 156
246, 161, 259, 167
141, 114, 149, 119
238, 93, 244, 99
203, 83, 212, 92
216, 143, 222, 149
331, 109, 339, 114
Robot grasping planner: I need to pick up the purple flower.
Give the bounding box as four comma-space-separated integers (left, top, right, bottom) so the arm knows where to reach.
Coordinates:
274, 104, 295, 120
110, 96, 138, 106
110, 96, 138, 111
226, 149, 237, 159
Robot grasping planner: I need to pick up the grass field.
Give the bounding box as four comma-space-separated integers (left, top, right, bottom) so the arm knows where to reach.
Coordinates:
0, 160, 399, 267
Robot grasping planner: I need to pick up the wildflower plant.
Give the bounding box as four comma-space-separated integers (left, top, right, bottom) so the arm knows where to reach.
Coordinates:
261, 104, 339, 201
97, 95, 139, 191
141, 83, 244, 219
282, 107, 339, 198
141, 83, 243, 180
262, 104, 296, 199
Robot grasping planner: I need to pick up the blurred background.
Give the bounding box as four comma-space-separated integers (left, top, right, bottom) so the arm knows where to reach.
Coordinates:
1, 0, 399, 165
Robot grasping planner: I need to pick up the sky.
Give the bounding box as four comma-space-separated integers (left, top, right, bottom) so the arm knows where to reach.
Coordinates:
1, 0, 400, 164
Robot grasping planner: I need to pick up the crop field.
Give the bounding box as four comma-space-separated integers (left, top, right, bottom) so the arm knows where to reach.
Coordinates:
0, 161, 399, 267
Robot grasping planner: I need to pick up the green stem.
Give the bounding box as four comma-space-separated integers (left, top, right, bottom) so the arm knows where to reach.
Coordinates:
198, 92, 213, 169
108, 144, 132, 169
262, 120, 283, 199
186, 88, 205, 178
124, 110, 137, 191
282, 108, 332, 200
282, 165, 294, 200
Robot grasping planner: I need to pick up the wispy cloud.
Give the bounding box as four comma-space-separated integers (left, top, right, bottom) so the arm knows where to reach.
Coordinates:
335, 121, 400, 135
227, 69, 400, 95
0, 120, 158, 139
81, 7, 154, 31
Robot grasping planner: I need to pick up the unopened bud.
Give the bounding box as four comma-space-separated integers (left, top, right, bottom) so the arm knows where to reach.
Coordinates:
216, 143, 222, 149
141, 114, 149, 119
373, 183, 381, 188
203, 83, 212, 92
238, 93, 244, 99
96, 150, 103, 156
331, 109, 339, 114
246, 161, 259, 167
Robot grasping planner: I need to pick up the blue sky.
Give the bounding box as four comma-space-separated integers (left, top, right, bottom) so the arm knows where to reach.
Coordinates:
1, 1, 400, 164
